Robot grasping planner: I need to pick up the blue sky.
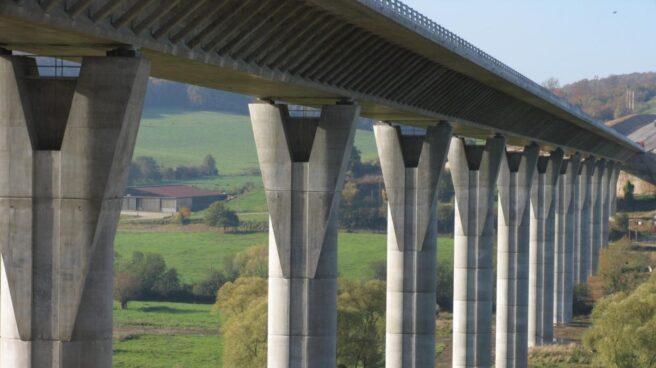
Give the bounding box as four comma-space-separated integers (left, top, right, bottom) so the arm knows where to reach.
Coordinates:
403, 0, 656, 85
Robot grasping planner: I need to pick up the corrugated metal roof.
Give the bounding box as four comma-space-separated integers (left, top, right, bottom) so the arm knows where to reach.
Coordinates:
127, 185, 223, 198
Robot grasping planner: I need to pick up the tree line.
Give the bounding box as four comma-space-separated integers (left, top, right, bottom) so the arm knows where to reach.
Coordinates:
128, 154, 219, 185
544, 72, 656, 121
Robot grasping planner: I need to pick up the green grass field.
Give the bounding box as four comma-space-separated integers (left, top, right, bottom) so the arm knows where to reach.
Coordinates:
115, 230, 454, 283
135, 109, 377, 175
113, 301, 222, 368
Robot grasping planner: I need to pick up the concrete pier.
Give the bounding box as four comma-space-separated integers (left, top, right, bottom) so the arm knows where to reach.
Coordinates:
590, 160, 606, 275
375, 123, 452, 368
0, 54, 150, 367
449, 136, 505, 368
249, 101, 359, 368
528, 151, 563, 344
554, 155, 580, 325
576, 157, 595, 284
495, 144, 539, 368
601, 161, 614, 249
609, 163, 621, 216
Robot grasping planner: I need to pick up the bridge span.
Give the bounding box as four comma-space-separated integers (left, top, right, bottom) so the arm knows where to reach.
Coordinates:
0, 1, 641, 367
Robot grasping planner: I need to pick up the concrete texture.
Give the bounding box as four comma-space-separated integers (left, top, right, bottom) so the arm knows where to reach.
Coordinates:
554, 155, 581, 326
0, 0, 642, 162
449, 136, 505, 368
601, 161, 615, 249
576, 158, 596, 284
0, 55, 150, 367
249, 101, 359, 368
609, 164, 621, 216
375, 122, 452, 368
495, 144, 539, 368
528, 151, 563, 343
590, 160, 606, 275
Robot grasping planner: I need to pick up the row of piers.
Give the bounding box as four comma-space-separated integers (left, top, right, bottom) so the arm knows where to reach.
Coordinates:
0, 53, 622, 368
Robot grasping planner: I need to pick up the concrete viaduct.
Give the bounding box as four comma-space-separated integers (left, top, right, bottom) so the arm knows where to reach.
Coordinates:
0, 0, 645, 367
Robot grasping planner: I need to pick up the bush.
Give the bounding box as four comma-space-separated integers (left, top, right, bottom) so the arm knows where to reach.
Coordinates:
173, 207, 191, 225
192, 270, 228, 302
583, 273, 656, 367
437, 259, 454, 312
205, 201, 240, 230
573, 283, 593, 316
598, 238, 648, 295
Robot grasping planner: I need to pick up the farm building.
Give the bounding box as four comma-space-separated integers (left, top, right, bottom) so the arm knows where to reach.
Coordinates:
122, 185, 226, 213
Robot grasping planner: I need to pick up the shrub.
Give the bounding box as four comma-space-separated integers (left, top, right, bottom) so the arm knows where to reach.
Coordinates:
205, 201, 240, 230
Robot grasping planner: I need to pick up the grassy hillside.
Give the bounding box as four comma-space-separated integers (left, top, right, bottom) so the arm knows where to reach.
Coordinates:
135, 109, 378, 176
115, 229, 454, 283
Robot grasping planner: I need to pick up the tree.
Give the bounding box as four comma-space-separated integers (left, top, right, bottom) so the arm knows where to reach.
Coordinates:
233, 245, 268, 278
201, 154, 219, 176
623, 180, 635, 205
436, 259, 454, 312
152, 268, 182, 297
598, 238, 646, 295
583, 273, 656, 367
205, 201, 240, 230
216, 277, 268, 368
113, 271, 142, 309
192, 270, 227, 300
337, 279, 386, 368
133, 156, 161, 183
125, 252, 167, 295
614, 212, 629, 234
542, 77, 561, 91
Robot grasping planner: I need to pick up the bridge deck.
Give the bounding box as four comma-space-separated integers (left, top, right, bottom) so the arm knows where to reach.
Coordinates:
0, 0, 642, 160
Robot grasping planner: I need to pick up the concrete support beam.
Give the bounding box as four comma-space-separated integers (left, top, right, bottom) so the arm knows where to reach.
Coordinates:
554, 155, 580, 326
601, 161, 614, 250
375, 122, 452, 368
528, 150, 563, 343
0, 55, 150, 367
449, 136, 505, 368
249, 101, 359, 368
575, 157, 595, 284
590, 160, 606, 275
495, 144, 539, 368
609, 164, 621, 216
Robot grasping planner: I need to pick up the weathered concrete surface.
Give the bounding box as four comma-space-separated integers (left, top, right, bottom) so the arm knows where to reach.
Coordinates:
0, 55, 150, 367
249, 101, 359, 368
495, 144, 538, 367
576, 158, 596, 284
375, 122, 451, 368
528, 151, 563, 343
449, 136, 504, 368
554, 155, 580, 325
590, 160, 606, 275
609, 164, 621, 216
601, 161, 615, 249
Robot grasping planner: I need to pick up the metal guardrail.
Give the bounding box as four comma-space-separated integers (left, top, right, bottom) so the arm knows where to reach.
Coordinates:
367, 0, 602, 123
370, 0, 529, 79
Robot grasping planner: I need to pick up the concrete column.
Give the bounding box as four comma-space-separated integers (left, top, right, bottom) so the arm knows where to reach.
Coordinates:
249, 101, 359, 368
0, 54, 150, 367
495, 144, 539, 368
449, 136, 505, 368
576, 157, 595, 284
590, 160, 606, 275
528, 150, 563, 344
375, 122, 452, 368
554, 155, 580, 325
609, 164, 621, 216
601, 161, 614, 250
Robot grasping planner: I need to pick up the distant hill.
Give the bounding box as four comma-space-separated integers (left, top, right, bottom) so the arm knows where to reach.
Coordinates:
145, 79, 252, 115
548, 72, 656, 121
